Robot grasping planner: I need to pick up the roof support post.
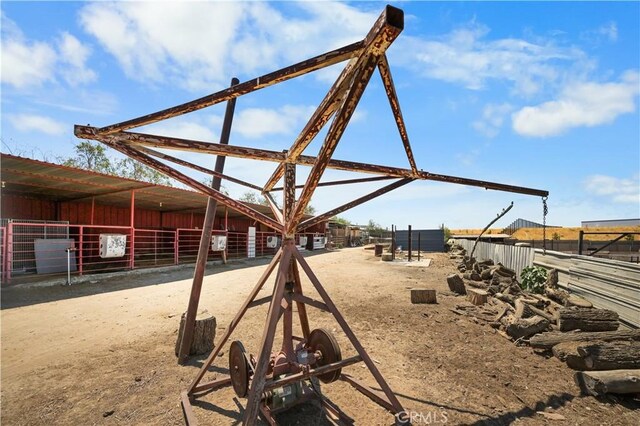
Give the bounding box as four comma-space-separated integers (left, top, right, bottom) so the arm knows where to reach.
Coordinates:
130, 189, 135, 269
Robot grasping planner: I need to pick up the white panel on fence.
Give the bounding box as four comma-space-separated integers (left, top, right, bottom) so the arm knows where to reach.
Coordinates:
453, 239, 534, 278
99, 234, 127, 258
534, 250, 639, 329
247, 227, 256, 258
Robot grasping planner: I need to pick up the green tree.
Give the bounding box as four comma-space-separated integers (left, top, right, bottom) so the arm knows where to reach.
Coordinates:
115, 158, 172, 185
239, 191, 268, 205
63, 141, 113, 174
365, 219, 386, 236
552, 232, 561, 241
332, 216, 351, 225
61, 140, 174, 186
440, 223, 452, 241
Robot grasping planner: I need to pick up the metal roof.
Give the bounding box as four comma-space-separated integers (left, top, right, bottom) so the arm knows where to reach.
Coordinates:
0, 154, 274, 217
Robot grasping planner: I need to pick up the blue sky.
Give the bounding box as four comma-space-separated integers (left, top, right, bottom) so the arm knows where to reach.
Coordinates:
2, 1, 639, 229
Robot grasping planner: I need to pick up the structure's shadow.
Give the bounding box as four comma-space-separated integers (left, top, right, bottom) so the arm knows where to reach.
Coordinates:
372, 387, 491, 418
1, 249, 331, 309
469, 392, 575, 425
191, 397, 347, 425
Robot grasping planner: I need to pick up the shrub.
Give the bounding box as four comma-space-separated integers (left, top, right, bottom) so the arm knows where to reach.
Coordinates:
520, 266, 547, 294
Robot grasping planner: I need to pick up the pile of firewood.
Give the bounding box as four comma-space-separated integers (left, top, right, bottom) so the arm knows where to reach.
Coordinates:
445, 246, 640, 397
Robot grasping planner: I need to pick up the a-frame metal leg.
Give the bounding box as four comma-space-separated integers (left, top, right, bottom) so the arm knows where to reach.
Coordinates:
292, 248, 405, 416
242, 243, 294, 425
186, 248, 283, 394
291, 259, 311, 339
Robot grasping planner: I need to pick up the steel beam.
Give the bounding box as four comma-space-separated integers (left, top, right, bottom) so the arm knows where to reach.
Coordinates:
76, 125, 549, 197
271, 175, 395, 191
96, 41, 364, 135
262, 57, 358, 192
78, 132, 283, 231
297, 178, 413, 231
290, 54, 379, 233
137, 145, 263, 191
377, 54, 417, 174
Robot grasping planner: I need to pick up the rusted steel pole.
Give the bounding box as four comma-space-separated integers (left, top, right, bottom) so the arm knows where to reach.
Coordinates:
283, 163, 296, 237
76, 125, 548, 197
407, 225, 412, 262
263, 58, 358, 192
271, 175, 395, 191
297, 178, 413, 231
136, 145, 263, 191
243, 245, 293, 424
75, 133, 283, 231
290, 7, 404, 229
391, 224, 395, 260
290, 55, 379, 231
96, 42, 364, 135
76, 125, 286, 162
177, 77, 239, 365
263, 4, 404, 193
263, 192, 284, 224
377, 54, 417, 174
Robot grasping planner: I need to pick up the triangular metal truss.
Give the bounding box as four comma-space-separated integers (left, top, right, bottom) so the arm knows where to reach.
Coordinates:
74, 5, 547, 425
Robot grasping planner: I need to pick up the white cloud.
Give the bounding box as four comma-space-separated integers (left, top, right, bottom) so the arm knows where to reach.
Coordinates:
9, 113, 67, 135
78, 2, 376, 92
234, 105, 316, 139
398, 23, 585, 96
472, 103, 513, 138
57, 32, 97, 86
1, 13, 57, 88
597, 22, 618, 42
512, 71, 640, 137
584, 174, 640, 204
1, 14, 95, 89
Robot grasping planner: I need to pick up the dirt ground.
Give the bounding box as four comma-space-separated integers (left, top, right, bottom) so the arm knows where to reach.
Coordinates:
1, 248, 638, 425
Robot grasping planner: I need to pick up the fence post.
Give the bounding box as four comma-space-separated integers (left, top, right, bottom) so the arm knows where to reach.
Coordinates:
578, 230, 584, 255
79, 226, 84, 275
408, 225, 412, 261
174, 230, 179, 265
7, 223, 12, 283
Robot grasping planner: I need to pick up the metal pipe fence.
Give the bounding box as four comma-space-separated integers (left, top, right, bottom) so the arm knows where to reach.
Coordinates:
1, 222, 325, 284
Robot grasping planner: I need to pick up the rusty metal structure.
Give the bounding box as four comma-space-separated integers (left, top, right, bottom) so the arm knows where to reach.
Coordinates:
74, 5, 548, 425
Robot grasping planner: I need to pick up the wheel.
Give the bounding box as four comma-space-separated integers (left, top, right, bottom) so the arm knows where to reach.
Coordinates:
307, 328, 342, 383
229, 340, 250, 397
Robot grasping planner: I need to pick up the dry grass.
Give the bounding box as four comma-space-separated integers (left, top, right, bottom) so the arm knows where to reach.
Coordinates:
452, 226, 640, 241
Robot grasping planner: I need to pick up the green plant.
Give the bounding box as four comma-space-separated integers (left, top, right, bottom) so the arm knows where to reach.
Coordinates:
520, 266, 547, 294
440, 223, 452, 241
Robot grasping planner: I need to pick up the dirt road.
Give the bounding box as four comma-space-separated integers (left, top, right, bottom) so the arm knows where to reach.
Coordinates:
1, 248, 638, 425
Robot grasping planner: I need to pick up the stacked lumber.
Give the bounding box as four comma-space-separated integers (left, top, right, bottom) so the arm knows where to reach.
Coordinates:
445, 249, 640, 397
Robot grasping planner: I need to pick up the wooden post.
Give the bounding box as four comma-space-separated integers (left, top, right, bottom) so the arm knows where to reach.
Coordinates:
575, 370, 640, 396
466, 288, 488, 305
411, 289, 436, 304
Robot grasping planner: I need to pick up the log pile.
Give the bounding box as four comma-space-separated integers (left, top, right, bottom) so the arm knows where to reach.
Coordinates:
445, 245, 640, 397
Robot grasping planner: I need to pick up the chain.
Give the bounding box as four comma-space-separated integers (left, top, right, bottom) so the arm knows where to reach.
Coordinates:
542, 196, 548, 254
